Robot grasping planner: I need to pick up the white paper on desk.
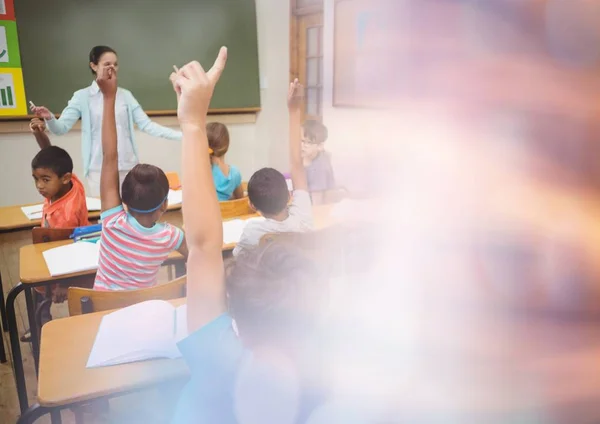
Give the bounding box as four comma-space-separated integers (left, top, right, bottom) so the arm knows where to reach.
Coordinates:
222, 217, 265, 244
42, 242, 100, 277
21, 198, 102, 221
87, 300, 188, 368
86, 197, 102, 211
167, 189, 183, 206
21, 204, 43, 220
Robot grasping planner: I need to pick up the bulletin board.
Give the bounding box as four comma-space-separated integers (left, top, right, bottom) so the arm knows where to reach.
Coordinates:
0, 0, 27, 116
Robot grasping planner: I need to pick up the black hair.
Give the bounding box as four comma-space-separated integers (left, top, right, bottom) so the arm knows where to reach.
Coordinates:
302, 120, 328, 144
121, 164, 169, 213
31, 146, 73, 177
226, 242, 322, 347
89, 45, 117, 75
247, 168, 289, 215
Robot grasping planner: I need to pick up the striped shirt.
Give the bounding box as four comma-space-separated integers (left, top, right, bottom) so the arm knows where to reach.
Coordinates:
94, 205, 184, 291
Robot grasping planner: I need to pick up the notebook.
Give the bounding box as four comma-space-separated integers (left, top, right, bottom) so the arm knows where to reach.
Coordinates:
87, 300, 188, 368
42, 242, 100, 277
21, 197, 102, 220
222, 217, 265, 244
167, 189, 183, 206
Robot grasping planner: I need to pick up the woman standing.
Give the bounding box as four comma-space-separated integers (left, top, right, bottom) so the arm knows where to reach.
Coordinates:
31, 46, 182, 196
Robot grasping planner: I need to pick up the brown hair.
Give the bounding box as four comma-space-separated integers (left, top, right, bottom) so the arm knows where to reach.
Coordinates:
207, 122, 230, 157
302, 120, 328, 144
121, 164, 169, 213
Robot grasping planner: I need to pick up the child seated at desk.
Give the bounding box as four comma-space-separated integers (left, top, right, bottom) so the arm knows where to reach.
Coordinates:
302, 120, 335, 204
207, 122, 243, 201
232, 81, 313, 257
169, 57, 339, 423
22, 119, 90, 342
30, 119, 89, 229
93, 66, 188, 291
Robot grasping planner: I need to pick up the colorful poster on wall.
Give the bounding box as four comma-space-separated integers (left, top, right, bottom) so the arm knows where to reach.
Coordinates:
0, 0, 26, 116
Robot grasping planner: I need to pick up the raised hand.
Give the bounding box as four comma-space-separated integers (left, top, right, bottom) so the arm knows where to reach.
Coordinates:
96, 65, 117, 97
287, 78, 303, 112
174, 46, 228, 127
170, 65, 182, 99
29, 118, 46, 133
30, 105, 52, 120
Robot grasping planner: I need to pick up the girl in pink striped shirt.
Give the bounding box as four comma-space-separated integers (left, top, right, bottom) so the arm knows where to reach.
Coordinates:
93, 65, 188, 291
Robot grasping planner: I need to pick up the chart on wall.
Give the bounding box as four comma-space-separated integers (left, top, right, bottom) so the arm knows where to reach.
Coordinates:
0, 0, 26, 116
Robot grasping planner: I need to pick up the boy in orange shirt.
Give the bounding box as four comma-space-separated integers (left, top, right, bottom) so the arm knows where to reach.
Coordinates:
30, 118, 89, 228
22, 119, 89, 341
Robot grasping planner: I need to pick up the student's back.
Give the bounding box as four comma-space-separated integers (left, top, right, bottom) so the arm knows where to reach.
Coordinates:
207, 122, 243, 201
93, 67, 187, 291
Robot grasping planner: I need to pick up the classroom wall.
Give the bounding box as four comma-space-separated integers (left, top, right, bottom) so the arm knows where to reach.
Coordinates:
0, 0, 290, 207
321, 0, 391, 194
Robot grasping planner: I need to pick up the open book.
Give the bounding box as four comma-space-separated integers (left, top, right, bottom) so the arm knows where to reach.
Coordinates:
167, 189, 183, 206
87, 300, 188, 368
222, 217, 265, 244
21, 197, 102, 220
43, 242, 100, 277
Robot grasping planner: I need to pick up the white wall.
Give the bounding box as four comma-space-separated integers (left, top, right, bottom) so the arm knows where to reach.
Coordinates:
322, 0, 393, 194
0, 0, 290, 207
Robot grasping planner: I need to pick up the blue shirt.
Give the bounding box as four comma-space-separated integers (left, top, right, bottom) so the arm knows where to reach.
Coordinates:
172, 314, 246, 424
212, 164, 242, 201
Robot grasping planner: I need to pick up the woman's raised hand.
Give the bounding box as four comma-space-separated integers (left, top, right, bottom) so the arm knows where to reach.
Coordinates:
30, 105, 52, 120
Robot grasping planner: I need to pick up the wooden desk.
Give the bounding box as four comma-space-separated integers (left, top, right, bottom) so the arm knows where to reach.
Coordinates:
0, 203, 182, 233
19, 240, 184, 285
38, 298, 189, 407
16, 299, 189, 422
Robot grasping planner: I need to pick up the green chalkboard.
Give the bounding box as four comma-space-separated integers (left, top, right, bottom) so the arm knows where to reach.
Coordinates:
15, 0, 260, 114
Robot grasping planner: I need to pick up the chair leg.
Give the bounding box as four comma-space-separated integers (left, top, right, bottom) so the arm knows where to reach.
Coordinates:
0, 326, 6, 363
73, 407, 84, 424
16, 403, 54, 424
50, 410, 62, 424
0, 270, 7, 332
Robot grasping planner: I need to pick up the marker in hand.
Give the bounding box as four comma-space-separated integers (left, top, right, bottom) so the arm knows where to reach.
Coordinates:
29, 101, 36, 110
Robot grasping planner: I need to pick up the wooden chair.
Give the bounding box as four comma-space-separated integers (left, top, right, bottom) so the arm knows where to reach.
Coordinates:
31, 227, 75, 244
67, 276, 187, 316
220, 197, 253, 219
259, 225, 374, 278
166, 171, 181, 190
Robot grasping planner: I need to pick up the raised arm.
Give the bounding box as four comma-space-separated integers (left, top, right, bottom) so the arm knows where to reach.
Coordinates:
97, 66, 122, 212
29, 118, 51, 149
175, 47, 228, 333
288, 79, 307, 191
31, 95, 82, 136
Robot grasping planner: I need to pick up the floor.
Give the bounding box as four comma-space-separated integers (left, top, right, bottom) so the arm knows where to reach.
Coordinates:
0, 227, 182, 424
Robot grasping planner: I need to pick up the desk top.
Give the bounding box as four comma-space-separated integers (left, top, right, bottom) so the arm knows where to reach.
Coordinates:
19, 204, 335, 284
19, 240, 184, 284
38, 298, 189, 407
0, 202, 183, 232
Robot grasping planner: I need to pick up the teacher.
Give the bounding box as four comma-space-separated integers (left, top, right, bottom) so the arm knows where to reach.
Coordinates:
31, 45, 182, 197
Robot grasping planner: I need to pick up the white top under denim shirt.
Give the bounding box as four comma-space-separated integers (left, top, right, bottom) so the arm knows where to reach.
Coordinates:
45, 81, 182, 177
88, 81, 136, 172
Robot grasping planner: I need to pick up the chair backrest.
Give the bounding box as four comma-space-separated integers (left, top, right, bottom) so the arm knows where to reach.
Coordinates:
32, 227, 75, 244
166, 172, 181, 190
67, 276, 187, 316
259, 226, 374, 277
220, 197, 254, 219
